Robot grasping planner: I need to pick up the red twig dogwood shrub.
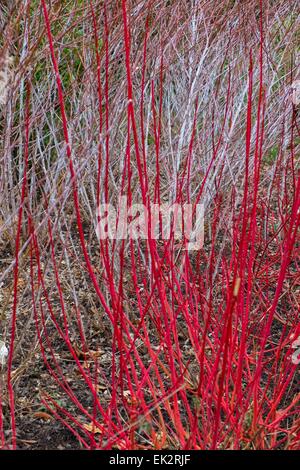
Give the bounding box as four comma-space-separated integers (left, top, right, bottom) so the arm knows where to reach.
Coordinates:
0, 0, 299, 449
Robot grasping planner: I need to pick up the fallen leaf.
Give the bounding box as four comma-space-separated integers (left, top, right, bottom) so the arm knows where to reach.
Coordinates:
32, 411, 53, 421
83, 422, 103, 434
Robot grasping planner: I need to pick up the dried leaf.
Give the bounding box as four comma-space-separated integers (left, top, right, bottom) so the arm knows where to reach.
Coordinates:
83, 422, 102, 434
32, 411, 53, 421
